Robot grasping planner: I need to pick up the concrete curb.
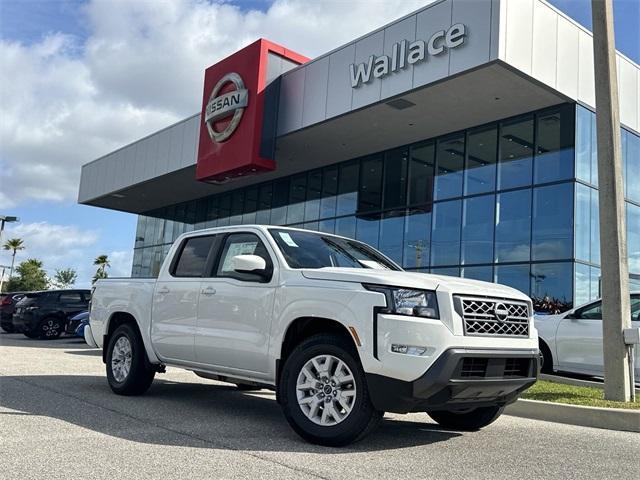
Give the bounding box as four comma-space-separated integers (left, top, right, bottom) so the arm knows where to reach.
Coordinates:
505, 399, 640, 433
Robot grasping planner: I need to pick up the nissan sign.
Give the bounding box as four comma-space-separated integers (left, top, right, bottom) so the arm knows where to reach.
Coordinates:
205, 72, 249, 143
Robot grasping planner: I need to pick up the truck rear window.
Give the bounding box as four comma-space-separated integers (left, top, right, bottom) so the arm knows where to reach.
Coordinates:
173, 235, 215, 277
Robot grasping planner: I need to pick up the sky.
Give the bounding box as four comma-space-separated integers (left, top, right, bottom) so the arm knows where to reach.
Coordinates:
0, 0, 638, 288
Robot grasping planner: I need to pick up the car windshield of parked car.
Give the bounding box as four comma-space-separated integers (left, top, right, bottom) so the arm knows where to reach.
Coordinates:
269, 229, 401, 270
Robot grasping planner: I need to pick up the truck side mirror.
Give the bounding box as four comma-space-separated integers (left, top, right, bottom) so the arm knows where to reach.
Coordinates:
232, 255, 267, 274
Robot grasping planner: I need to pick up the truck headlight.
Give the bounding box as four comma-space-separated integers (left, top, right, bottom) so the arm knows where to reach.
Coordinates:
364, 285, 439, 319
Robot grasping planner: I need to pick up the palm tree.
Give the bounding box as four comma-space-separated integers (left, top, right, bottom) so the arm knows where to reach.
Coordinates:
93, 254, 110, 283
3, 238, 25, 279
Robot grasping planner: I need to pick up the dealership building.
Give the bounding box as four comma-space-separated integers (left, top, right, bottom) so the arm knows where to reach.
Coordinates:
78, 0, 640, 311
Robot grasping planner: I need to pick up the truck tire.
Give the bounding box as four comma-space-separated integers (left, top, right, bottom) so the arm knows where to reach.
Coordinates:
106, 323, 155, 396
279, 333, 383, 447
37, 317, 63, 339
427, 405, 504, 431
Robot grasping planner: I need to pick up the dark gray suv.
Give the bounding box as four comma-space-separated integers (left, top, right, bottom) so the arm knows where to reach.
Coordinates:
13, 290, 91, 339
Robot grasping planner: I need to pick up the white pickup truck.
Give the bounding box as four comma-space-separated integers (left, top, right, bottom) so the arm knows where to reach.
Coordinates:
87, 225, 539, 446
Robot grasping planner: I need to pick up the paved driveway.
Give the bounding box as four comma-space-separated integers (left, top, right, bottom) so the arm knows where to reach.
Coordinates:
1, 333, 638, 480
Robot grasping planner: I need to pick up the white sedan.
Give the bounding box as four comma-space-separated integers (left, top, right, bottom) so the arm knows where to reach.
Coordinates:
536, 292, 640, 381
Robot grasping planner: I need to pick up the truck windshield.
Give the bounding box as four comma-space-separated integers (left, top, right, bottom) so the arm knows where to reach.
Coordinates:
269, 229, 401, 271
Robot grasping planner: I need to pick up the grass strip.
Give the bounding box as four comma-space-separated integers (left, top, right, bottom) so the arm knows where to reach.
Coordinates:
522, 380, 640, 410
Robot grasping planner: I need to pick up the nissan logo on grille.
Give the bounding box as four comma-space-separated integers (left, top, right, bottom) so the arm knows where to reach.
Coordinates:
205, 72, 248, 143
493, 303, 509, 322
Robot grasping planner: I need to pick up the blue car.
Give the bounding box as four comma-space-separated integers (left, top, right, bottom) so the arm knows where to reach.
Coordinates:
67, 311, 89, 338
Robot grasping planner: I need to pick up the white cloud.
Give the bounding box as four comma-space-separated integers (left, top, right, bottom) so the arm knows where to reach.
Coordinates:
0, 221, 123, 288
0, 0, 430, 209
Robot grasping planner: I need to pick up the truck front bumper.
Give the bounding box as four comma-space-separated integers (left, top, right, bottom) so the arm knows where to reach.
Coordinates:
366, 348, 539, 414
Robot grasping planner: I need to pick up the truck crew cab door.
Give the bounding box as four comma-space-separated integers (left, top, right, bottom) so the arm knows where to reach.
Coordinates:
196, 231, 277, 377
151, 234, 217, 364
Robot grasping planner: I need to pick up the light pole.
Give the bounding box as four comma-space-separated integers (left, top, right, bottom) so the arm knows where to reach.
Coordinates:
591, 0, 632, 402
0, 264, 11, 293
0, 215, 19, 248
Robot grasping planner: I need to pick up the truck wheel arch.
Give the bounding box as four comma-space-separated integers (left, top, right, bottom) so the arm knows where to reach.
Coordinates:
103, 312, 140, 363
276, 317, 360, 398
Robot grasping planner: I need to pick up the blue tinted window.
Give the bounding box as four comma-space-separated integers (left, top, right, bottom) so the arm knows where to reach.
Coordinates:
409, 142, 435, 205
435, 135, 464, 200
461, 194, 495, 265
379, 212, 404, 265
337, 160, 359, 216
495, 189, 531, 262
576, 106, 592, 183
628, 203, 640, 274
590, 266, 601, 301
574, 262, 590, 307
229, 192, 243, 226
287, 174, 306, 224
431, 200, 461, 266
359, 155, 383, 212
403, 208, 431, 269
305, 170, 322, 222
318, 218, 335, 234
242, 188, 258, 225
356, 215, 380, 248
590, 188, 600, 265
383, 148, 408, 208
532, 183, 573, 261
534, 106, 574, 184
430, 266, 460, 277
462, 266, 493, 282
626, 131, 640, 202
465, 126, 497, 195
335, 216, 356, 239
320, 166, 338, 219
530, 262, 573, 311
256, 184, 272, 225
495, 264, 530, 296
498, 117, 533, 190
270, 179, 289, 225
591, 113, 598, 186
575, 183, 591, 262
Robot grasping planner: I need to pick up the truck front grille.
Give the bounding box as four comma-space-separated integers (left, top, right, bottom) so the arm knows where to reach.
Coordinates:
457, 296, 530, 337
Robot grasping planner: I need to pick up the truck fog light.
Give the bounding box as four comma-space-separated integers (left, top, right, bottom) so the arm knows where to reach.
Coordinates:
391, 344, 428, 356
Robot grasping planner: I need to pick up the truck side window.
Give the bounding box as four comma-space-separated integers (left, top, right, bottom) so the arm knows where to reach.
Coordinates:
216, 233, 273, 282
173, 235, 215, 277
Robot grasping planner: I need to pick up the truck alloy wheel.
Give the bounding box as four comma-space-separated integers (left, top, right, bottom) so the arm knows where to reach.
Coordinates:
106, 323, 155, 396
280, 334, 383, 446
111, 336, 133, 382
296, 354, 357, 426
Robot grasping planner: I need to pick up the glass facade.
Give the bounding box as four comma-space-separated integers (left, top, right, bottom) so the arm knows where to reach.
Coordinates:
132, 103, 639, 314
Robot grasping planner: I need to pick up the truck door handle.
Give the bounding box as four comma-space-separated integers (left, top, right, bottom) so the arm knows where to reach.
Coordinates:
157, 286, 170, 294
201, 287, 216, 296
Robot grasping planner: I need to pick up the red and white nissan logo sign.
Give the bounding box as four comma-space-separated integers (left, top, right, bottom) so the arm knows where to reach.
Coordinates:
204, 72, 249, 143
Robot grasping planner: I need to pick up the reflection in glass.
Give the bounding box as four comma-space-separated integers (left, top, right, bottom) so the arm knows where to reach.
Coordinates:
229, 191, 244, 225
431, 200, 461, 266
435, 135, 465, 200
271, 179, 289, 225
409, 142, 435, 206
626, 131, 640, 203
320, 166, 338, 219
287, 174, 307, 224
305, 170, 322, 222
319, 218, 335, 234
403, 208, 431, 269
576, 106, 592, 182
461, 194, 495, 265
590, 266, 601, 301
530, 262, 573, 313
498, 117, 533, 190
532, 183, 573, 261
574, 262, 590, 307
575, 183, 591, 262
135, 216, 147, 248
494, 189, 531, 262
337, 160, 359, 216
379, 211, 404, 265
462, 266, 493, 282
628, 203, 640, 274
204, 198, 218, 229
495, 264, 530, 296
359, 155, 383, 212
356, 214, 380, 249
465, 127, 497, 195
335, 216, 356, 239
534, 106, 574, 184
430, 266, 460, 277
383, 148, 408, 208
242, 187, 258, 225
256, 184, 273, 225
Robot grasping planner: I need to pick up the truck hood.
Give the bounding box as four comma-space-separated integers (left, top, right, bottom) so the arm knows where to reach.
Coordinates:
300, 268, 530, 301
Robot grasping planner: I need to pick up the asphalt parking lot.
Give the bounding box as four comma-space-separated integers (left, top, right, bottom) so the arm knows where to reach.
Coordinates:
1, 333, 638, 480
